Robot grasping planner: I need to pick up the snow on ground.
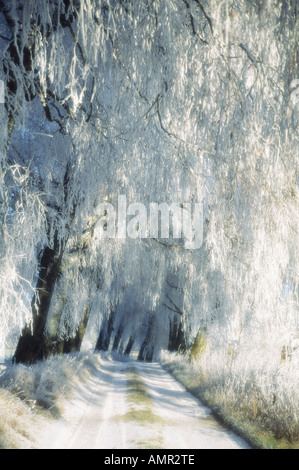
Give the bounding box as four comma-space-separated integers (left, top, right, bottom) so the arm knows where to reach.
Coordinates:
38, 354, 251, 449
134, 361, 250, 449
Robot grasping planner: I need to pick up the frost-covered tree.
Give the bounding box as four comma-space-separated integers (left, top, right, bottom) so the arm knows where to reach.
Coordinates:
0, 0, 298, 369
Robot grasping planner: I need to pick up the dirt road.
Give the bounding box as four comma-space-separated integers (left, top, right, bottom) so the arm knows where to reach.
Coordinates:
38, 355, 250, 449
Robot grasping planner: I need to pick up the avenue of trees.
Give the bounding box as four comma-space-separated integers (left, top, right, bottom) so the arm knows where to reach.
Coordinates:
0, 1, 298, 372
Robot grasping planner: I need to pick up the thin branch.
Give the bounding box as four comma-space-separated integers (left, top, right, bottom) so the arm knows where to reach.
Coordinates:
238, 43, 262, 69
182, 0, 209, 44
46, 88, 76, 123
143, 95, 160, 119
0, 33, 11, 41
193, 0, 213, 35
151, 238, 188, 250
156, 95, 179, 139
165, 293, 184, 315
66, 22, 86, 64
167, 280, 184, 293
107, 32, 149, 103
10, 144, 44, 192
182, 0, 197, 35
162, 302, 183, 315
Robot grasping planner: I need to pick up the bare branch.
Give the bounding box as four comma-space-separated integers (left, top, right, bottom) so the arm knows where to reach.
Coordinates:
193, 0, 213, 35
162, 302, 183, 315
165, 293, 184, 315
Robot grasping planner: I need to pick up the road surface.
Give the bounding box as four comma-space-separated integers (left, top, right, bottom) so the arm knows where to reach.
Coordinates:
38, 355, 251, 449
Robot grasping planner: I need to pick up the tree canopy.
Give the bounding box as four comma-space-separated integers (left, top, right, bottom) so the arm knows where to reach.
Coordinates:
0, 0, 298, 366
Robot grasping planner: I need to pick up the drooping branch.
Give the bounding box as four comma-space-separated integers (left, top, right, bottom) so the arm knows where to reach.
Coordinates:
165, 293, 184, 315
182, 0, 209, 44
192, 0, 213, 35
238, 43, 262, 69
13, 161, 78, 364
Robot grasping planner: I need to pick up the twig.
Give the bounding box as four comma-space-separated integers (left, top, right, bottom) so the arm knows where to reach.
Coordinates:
165, 293, 184, 315
193, 0, 213, 35
238, 43, 262, 69
162, 302, 183, 315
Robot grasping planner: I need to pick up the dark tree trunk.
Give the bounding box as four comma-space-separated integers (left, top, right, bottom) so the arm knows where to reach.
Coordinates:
124, 335, 135, 356
168, 316, 186, 352
95, 319, 108, 351
13, 238, 64, 364
176, 321, 186, 352
63, 306, 90, 354
44, 336, 64, 356
13, 162, 75, 365
138, 316, 155, 362
112, 321, 124, 352
117, 338, 125, 355
145, 345, 154, 362
95, 309, 115, 352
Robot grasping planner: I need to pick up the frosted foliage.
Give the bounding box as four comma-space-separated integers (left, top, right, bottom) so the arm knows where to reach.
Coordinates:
0, 166, 48, 336
0, 0, 298, 374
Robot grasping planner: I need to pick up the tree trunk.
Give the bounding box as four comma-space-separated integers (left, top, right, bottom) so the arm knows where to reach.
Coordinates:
112, 322, 124, 352
63, 306, 90, 354
168, 316, 186, 352
13, 239, 64, 364
95, 309, 115, 352
124, 335, 135, 356
13, 161, 76, 364
138, 316, 155, 362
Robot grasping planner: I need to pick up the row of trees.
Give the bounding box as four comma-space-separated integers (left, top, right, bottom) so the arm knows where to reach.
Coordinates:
0, 0, 298, 367
0, 0, 190, 363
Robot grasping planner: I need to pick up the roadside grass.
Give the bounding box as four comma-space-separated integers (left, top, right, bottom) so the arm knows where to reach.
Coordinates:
161, 352, 299, 450
0, 352, 102, 449
0, 387, 53, 449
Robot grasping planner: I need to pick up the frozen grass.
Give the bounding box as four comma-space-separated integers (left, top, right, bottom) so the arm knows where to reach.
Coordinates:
127, 372, 152, 406
0, 388, 51, 449
0, 351, 102, 449
160, 351, 299, 450
115, 365, 164, 426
